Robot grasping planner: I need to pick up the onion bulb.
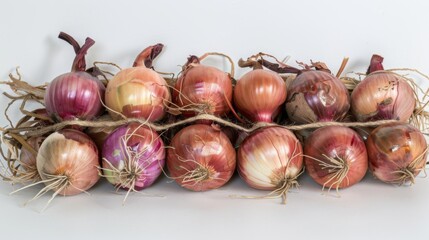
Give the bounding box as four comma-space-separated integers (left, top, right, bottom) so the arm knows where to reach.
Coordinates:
105, 44, 171, 121
351, 55, 415, 122
366, 123, 427, 184
237, 127, 303, 204
167, 124, 236, 191
15, 136, 46, 182
44, 32, 105, 122
101, 123, 165, 199
173, 55, 233, 117
234, 69, 286, 122
304, 126, 368, 191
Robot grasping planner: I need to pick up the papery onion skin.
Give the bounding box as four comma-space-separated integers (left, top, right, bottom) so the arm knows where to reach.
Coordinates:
102, 123, 165, 191
237, 127, 303, 190
304, 126, 368, 189
173, 56, 233, 117
233, 69, 286, 122
366, 123, 427, 184
351, 55, 415, 122
19, 136, 45, 172
167, 124, 236, 191
36, 129, 100, 196
286, 70, 350, 124
105, 44, 171, 121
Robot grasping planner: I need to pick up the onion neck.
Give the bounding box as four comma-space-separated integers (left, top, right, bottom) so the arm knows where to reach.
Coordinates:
58, 32, 95, 72
133, 43, 164, 68
367, 54, 384, 74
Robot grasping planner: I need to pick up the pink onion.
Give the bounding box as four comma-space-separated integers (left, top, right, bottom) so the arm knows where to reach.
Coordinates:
304, 126, 368, 191
105, 44, 171, 121
167, 124, 236, 191
102, 123, 165, 194
237, 127, 303, 204
366, 123, 427, 184
44, 32, 105, 122
351, 55, 415, 122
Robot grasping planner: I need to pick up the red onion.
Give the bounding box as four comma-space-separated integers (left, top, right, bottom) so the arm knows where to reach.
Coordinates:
44, 32, 105, 122
173, 55, 233, 117
234, 69, 286, 122
304, 126, 368, 191
33, 129, 100, 200
366, 123, 427, 184
237, 127, 303, 204
105, 44, 171, 121
167, 124, 236, 191
102, 123, 165, 196
351, 55, 415, 122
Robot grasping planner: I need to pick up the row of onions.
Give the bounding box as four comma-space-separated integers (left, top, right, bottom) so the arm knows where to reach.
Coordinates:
1, 32, 428, 209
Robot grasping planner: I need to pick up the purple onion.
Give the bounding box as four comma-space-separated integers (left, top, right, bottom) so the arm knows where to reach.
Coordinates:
44, 32, 105, 122
102, 123, 165, 191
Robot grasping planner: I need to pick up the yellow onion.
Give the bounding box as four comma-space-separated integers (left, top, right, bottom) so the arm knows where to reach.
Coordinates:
16, 136, 46, 182
304, 126, 368, 191
351, 55, 415, 122
233, 69, 286, 122
167, 124, 236, 191
36, 129, 100, 196
105, 44, 171, 121
366, 123, 427, 184
237, 127, 303, 204
173, 55, 233, 117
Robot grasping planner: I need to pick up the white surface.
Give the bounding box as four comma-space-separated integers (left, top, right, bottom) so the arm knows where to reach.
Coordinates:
1, 0, 429, 239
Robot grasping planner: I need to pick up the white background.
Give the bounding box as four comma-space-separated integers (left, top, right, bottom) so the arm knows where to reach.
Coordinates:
1, 0, 429, 239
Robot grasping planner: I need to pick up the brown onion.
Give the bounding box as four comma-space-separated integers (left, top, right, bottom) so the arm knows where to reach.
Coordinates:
237, 127, 303, 204
167, 124, 236, 191
351, 55, 415, 122
304, 126, 368, 191
173, 55, 233, 117
16, 136, 46, 182
234, 69, 286, 122
105, 44, 171, 121
366, 123, 427, 184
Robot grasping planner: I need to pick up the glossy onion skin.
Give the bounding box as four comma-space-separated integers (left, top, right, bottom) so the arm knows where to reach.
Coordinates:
45, 71, 105, 121
102, 123, 165, 190
233, 69, 286, 122
351, 72, 415, 122
37, 129, 100, 196
286, 71, 350, 123
304, 126, 368, 189
173, 65, 233, 117
238, 127, 303, 190
167, 124, 236, 191
366, 123, 427, 183
105, 67, 171, 121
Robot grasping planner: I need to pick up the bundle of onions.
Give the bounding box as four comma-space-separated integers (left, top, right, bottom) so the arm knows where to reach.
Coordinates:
105, 44, 171, 121
237, 127, 303, 204
167, 124, 236, 191
260, 58, 350, 124
44, 32, 105, 122
234, 58, 287, 123
101, 123, 165, 202
304, 126, 368, 192
351, 54, 415, 122
366, 123, 427, 184
173, 54, 234, 118
12, 129, 100, 210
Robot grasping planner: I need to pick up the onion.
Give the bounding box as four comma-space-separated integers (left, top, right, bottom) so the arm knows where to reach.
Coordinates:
304, 126, 368, 191
351, 54, 415, 122
105, 44, 171, 121
237, 127, 303, 204
101, 123, 165, 199
366, 122, 427, 184
44, 32, 105, 122
16, 136, 45, 182
233, 69, 286, 122
15, 129, 101, 209
167, 124, 236, 191
173, 55, 233, 117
